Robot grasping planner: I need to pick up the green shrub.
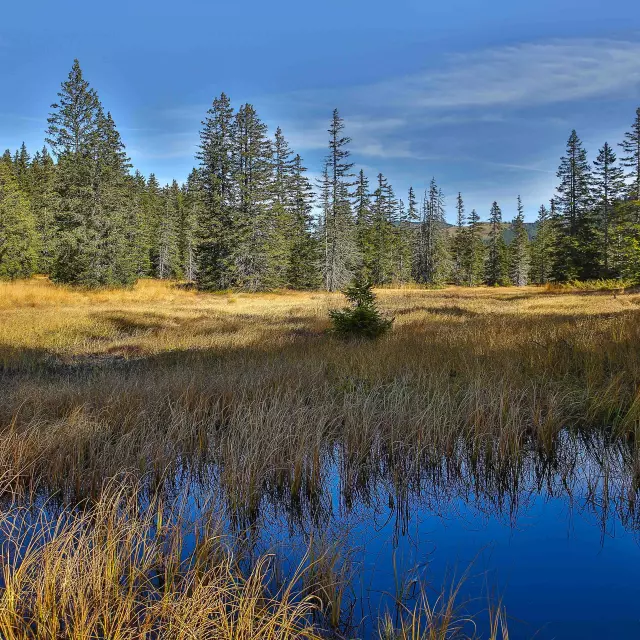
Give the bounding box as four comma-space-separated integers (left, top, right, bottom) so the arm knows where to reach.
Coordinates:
329, 278, 393, 339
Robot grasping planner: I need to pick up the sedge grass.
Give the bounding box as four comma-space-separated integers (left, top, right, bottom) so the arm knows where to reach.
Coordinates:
1, 278, 640, 636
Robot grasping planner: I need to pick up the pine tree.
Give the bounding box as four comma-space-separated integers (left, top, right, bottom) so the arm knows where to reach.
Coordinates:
323, 109, 357, 291
593, 142, 625, 277
554, 130, 594, 280
485, 201, 508, 286
508, 196, 530, 286
196, 92, 236, 290
529, 203, 553, 285
0, 163, 39, 279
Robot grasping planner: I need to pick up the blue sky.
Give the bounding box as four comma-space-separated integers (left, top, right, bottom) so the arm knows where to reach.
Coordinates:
1, 0, 639, 221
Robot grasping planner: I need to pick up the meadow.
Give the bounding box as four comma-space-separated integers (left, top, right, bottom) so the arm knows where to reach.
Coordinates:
1, 278, 640, 638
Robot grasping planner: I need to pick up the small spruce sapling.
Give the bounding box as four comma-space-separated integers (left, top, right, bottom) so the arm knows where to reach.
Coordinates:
329, 277, 393, 339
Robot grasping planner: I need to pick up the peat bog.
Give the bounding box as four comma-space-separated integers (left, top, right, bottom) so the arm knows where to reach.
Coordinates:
1, 279, 640, 638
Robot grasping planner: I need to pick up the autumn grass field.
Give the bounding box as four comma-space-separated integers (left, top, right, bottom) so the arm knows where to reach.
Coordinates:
1, 277, 640, 638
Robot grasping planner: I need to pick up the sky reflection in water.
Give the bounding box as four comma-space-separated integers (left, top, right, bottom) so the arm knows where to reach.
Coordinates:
180, 433, 640, 639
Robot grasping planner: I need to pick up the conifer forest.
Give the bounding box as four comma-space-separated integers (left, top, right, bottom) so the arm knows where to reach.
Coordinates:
3, 60, 640, 291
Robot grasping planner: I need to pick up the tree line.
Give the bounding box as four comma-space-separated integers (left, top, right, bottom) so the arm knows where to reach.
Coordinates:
1, 60, 640, 289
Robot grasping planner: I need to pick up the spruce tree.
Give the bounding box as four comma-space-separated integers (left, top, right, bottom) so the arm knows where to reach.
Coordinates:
415, 178, 449, 285
367, 173, 396, 285
180, 169, 203, 283
554, 130, 594, 280
1, 150, 12, 168
618, 108, 640, 280
462, 208, 485, 286
233, 103, 273, 290
620, 107, 640, 202
29, 146, 57, 273
156, 181, 181, 279
196, 92, 236, 290
317, 162, 331, 288
529, 203, 554, 285
266, 126, 296, 288
124, 170, 152, 278
46, 60, 136, 287
287, 153, 319, 289
14, 143, 31, 193
0, 163, 39, 279
144, 174, 164, 276
323, 109, 357, 291
395, 187, 418, 284
93, 109, 138, 285
46, 59, 101, 284
593, 142, 625, 277
485, 201, 508, 286
354, 168, 372, 277
451, 192, 466, 285
508, 196, 530, 286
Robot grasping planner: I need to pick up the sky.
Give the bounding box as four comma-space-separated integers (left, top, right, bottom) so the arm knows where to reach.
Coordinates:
1, 0, 639, 222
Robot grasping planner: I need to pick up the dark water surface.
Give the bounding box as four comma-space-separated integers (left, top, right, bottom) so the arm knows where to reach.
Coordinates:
177, 433, 640, 639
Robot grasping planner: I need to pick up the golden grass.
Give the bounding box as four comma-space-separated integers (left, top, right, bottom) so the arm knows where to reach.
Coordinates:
1, 277, 639, 494
1, 277, 639, 637
0, 483, 322, 640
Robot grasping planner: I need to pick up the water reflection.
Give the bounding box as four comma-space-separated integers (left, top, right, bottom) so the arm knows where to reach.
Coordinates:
4, 431, 640, 638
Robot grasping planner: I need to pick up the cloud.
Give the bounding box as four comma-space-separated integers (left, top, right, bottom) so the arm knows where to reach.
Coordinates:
363, 39, 640, 110
260, 37, 640, 166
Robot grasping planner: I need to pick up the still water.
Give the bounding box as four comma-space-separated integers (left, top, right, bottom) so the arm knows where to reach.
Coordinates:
179, 433, 640, 638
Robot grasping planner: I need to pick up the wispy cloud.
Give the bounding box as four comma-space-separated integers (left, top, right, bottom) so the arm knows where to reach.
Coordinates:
360, 38, 640, 110
255, 37, 640, 166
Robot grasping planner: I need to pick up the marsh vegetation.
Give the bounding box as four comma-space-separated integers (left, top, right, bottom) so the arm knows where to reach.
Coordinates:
1, 279, 640, 638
